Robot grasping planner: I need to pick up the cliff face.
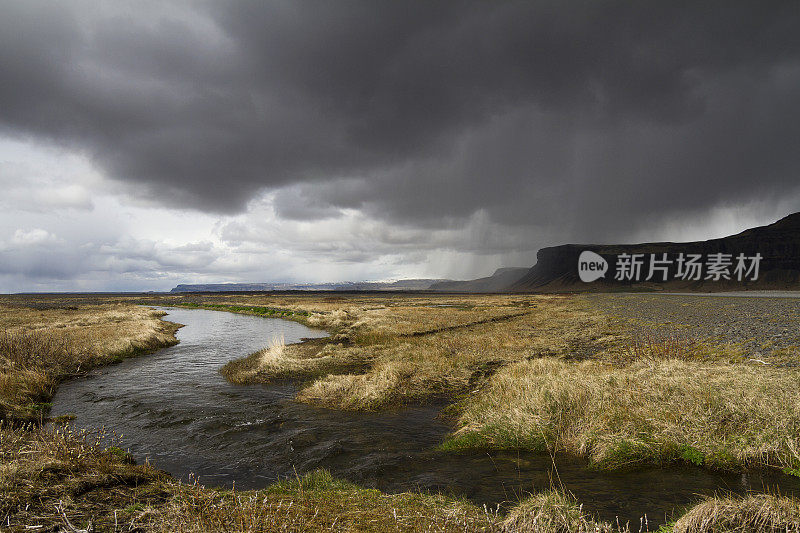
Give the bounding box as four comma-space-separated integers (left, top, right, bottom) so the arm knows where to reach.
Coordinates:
429, 267, 529, 293
510, 212, 800, 292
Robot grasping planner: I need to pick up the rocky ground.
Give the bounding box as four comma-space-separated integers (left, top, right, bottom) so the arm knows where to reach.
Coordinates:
586, 292, 800, 366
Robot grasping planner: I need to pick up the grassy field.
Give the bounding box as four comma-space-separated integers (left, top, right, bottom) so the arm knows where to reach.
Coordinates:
1, 292, 799, 531
217, 294, 616, 410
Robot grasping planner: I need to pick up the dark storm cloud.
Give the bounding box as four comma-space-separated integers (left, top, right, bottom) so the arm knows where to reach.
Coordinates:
2, 0, 800, 243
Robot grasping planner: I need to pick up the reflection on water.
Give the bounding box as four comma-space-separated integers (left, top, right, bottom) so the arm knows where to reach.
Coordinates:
51, 307, 800, 526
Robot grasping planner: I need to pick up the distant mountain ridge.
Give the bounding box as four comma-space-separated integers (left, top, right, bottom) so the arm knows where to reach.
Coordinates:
170, 279, 449, 293
428, 267, 529, 292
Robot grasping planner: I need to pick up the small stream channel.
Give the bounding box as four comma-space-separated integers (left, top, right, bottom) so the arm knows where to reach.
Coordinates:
51, 307, 800, 527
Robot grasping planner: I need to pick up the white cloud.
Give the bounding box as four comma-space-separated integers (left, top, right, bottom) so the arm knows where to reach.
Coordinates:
11, 228, 61, 246
33, 185, 94, 211
0, 138, 102, 214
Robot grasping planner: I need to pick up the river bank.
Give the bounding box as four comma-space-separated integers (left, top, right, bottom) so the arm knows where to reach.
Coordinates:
0, 300, 181, 422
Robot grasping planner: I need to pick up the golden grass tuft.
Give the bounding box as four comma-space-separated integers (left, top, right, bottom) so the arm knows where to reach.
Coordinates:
252, 334, 286, 371
672, 493, 800, 533
449, 357, 800, 470
297, 360, 413, 410
501, 491, 624, 533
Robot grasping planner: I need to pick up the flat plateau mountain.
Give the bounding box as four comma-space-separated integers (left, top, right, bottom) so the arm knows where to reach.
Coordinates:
509, 212, 800, 292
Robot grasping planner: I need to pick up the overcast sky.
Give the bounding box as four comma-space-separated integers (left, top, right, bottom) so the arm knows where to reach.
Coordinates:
1, 1, 799, 291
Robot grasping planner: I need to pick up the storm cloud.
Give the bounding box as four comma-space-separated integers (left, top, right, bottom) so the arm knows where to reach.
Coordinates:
2, 1, 800, 289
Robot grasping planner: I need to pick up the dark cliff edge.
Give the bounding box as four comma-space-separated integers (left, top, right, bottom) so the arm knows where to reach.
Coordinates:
429, 267, 529, 292
510, 212, 800, 293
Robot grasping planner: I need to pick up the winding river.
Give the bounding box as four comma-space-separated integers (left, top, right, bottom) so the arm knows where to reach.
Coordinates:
51, 307, 800, 527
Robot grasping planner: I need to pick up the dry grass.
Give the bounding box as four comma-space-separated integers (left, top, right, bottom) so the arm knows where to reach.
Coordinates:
2, 292, 798, 530
0, 420, 655, 533
0, 295, 505, 532
616, 327, 743, 364
228, 334, 289, 381
672, 493, 800, 533
502, 492, 800, 533
8, 422, 794, 533
222, 295, 623, 410
0, 422, 173, 530
0, 303, 180, 421
446, 357, 800, 471
501, 491, 625, 533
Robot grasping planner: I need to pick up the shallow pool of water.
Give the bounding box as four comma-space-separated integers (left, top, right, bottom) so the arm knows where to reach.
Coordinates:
51, 307, 800, 527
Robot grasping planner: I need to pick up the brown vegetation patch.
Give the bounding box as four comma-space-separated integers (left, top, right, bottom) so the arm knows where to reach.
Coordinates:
672, 493, 800, 533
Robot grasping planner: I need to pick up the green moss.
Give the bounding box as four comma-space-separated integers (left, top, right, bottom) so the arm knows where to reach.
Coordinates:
705, 448, 738, 470
268, 469, 363, 494
106, 445, 136, 464
783, 464, 800, 478
26, 402, 52, 412
593, 440, 710, 470
679, 445, 705, 466
50, 413, 77, 423
124, 503, 146, 513
173, 302, 311, 322
592, 439, 660, 469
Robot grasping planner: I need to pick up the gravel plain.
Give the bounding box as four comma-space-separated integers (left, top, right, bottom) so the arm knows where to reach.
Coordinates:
586, 292, 800, 366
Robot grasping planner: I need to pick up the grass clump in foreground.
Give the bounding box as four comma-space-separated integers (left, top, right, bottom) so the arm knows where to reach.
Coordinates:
0, 422, 173, 530
1, 423, 501, 532
499, 491, 800, 533
157, 469, 498, 533
501, 490, 625, 532
445, 357, 800, 472
671, 493, 800, 533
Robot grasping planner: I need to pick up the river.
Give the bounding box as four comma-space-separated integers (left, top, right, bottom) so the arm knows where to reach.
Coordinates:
51, 307, 800, 526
